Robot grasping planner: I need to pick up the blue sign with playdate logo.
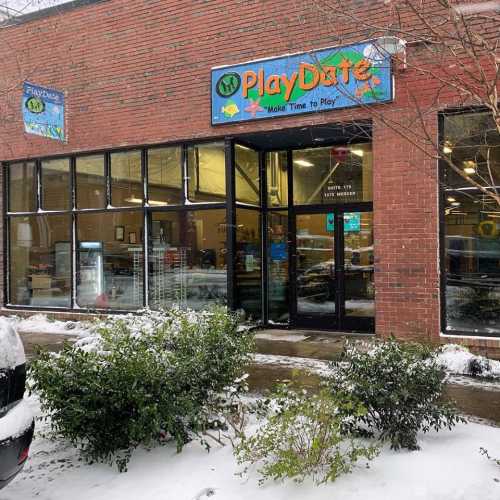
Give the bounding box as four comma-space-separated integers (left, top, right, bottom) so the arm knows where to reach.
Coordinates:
211, 41, 393, 125
22, 82, 65, 141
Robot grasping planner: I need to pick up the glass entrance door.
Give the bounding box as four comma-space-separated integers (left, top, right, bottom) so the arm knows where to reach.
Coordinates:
292, 210, 374, 332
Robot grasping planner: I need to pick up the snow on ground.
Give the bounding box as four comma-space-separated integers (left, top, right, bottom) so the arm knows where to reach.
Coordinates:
4, 314, 90, 337
2, 393, 500, 500
253, 353, 331, 377
437, 344, 500, 379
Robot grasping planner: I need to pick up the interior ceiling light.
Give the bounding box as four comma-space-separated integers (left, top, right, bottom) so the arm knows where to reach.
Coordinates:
464, 167, 476, 175
293, 159, 314, 167
447, 196, 456, 202
463, 160, 477, 174
451, 201, 461, 206
350, 148, 364, 157
237, 144, 251, 151
443, 142, 453, 154
126, 197, 164, 206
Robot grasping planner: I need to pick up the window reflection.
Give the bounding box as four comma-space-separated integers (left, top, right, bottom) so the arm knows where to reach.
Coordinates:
235, 144, 260, 205
148, 210, 227, 310
76, 211, 144, 310
76, 155, 106, 209
9, 215, 71, 307
9, 162, 36, 213
41, 158, 71, 210
268, 211, 288, 322
235, 209, 261, 320
443, 112, 500, 335
267, 151, 288, 207
293, 144, 372, 205
147, 147, 182, 206
187, 142, 226, 202
110, 150, 143, 207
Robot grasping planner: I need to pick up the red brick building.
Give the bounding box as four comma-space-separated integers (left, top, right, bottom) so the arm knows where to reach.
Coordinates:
0, 0, 498, 354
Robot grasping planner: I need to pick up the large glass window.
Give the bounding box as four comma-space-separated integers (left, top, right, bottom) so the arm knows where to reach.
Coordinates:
9, 215, 71, 307
76, 211, 144, 310
76, 155, 106, 209
110, 150, 143, 207
148, 210, 227, 310
268, 211, 289, 323
8, 161, 36, 213
235, 144, 260, 205
41, 159, 71, 211
147, 147, 182, 206
267, 151, 288, 208
235, 208, 262, 320
443, 112, 500, 336
293, 144, 372, 205
187, 142, 226, 202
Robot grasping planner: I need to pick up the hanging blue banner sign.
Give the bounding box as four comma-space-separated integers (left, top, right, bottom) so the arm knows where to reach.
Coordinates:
22, 82, 65, 141
211, 40, 393, 125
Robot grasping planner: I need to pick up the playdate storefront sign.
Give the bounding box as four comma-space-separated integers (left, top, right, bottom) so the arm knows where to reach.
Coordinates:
211, 41, 393, 125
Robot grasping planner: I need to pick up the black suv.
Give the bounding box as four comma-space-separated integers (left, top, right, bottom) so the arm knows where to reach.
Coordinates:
0, 322, 34, 490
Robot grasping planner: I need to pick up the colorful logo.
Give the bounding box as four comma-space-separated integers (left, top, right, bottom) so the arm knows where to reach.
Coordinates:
216, 72, 241, 98
25, 96, 45, 114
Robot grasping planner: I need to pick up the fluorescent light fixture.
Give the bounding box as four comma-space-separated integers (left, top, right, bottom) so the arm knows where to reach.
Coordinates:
447, 196, 456, 202
451, 202, 461, 206
293, 159, 314, 167
126, 197, 165, 206
442, 142, 453, 154
125, 197, 143, 204
463, 160, 476, 174
350, 148, 364, 157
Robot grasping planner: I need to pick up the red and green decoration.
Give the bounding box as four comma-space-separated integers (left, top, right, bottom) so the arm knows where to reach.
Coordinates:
211, 41, 392, 125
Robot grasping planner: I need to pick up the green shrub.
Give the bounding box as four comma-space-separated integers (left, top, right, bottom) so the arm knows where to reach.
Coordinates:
235, 384, 379, 484
30, 306, 253, 471
328, 340, 465, 451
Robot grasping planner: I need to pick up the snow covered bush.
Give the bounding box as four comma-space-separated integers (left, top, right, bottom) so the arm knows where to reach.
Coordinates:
29, 306, 253, 471
235, 384, 379, 484
328, 340, 465, 451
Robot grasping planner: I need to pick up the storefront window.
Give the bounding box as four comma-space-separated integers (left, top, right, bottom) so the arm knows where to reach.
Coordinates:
76, 211, 144, 310
110, 150, 143, 207
267, 151, 288, 207
268, 211, 288, 323
235, 144, 260, 205
443, 112, 500, 336
147, 147, 182, 206
187, 142, 226, 202
41, 158, 71, 211
76, 155, 106, 209
235, 208, 261, 319
293, 144, 372, 205
9, 161, 36, 213
9, 215, 71, 307
148, 209, 227, 310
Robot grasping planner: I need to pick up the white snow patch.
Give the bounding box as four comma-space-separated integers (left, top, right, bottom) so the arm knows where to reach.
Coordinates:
0, 317, 26, 369
437, 344, 500, 379
253, 353, 331, 377
0, 399, 33, 442
5, 314, 90, 337
254, 332, 310, 342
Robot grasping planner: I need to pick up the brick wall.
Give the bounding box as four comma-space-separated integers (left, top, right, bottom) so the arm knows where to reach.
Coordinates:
0, 0, 497, 350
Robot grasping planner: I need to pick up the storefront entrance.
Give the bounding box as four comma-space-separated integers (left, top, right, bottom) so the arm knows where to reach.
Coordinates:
291, 209, 374, 332
242, 125, 376, 333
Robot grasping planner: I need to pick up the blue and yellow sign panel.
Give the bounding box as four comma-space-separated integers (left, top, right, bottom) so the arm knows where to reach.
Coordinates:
211, 41, 393, 125
22, 82, 65, 141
